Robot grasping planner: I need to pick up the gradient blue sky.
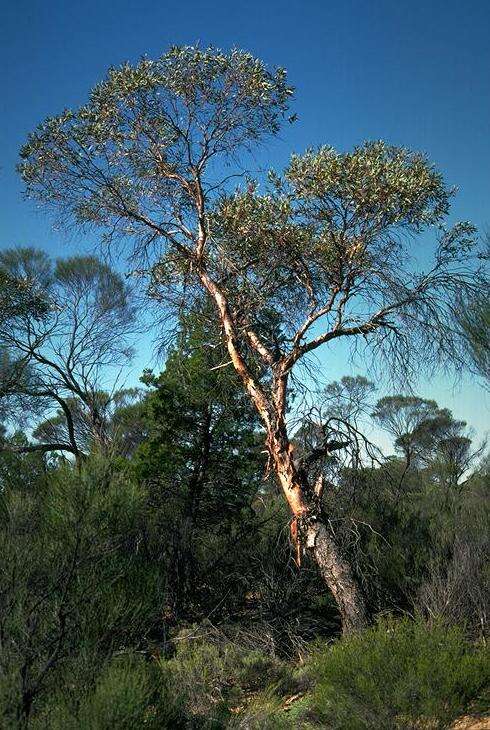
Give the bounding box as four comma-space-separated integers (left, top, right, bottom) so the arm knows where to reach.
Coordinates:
1, 0, 489, 446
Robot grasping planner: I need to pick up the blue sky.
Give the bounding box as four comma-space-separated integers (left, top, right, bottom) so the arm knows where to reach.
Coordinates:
1, 0, 489, 447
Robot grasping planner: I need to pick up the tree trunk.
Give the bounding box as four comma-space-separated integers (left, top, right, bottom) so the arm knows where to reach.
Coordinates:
168, 407, 212, 618
304, 518, 368, 634
198, 270, 368, 633
269, 428, 368, 634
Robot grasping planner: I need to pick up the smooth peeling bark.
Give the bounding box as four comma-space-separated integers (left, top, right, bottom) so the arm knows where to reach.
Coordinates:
200, 270, 368, 633
198, 270, 272, 428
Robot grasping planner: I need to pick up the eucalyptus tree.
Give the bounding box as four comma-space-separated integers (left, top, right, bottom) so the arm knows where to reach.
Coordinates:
0, 249, 138, 460
0, 266, 48, 325
456, 291, 490, 385
372, 395, 476, 486
18, 46, 486, 632
31, 388, 146, 458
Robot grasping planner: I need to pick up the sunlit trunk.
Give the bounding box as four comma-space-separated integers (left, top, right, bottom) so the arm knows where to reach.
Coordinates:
200, 272, 368, 633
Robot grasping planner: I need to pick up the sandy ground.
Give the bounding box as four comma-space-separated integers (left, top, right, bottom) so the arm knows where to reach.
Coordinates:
451, 717, 490, 730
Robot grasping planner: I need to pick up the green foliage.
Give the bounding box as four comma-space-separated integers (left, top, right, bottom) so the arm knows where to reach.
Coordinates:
322, 448, 490, 622
34, 655, 158, 730
157, 626, 294, 728
0, 458, 165, 726
19, 46, 292, 230
0, 433, 47, 493
285, 142, 451, 228
457, 289, 490, 383
133, 313, 261, 493
74, 657, 153, 730
308, 618, 489, 729
208, 140, 483, 380
129, 311, 267, 618
0, 255, 49, 325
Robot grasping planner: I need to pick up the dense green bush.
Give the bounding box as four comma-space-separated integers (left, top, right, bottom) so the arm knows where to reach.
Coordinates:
0, 458, 166, 726
31, 655, 158, 730
308, 617, 489, 729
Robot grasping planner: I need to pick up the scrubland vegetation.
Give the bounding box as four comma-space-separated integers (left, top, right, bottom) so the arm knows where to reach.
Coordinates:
1, 46, 488, 727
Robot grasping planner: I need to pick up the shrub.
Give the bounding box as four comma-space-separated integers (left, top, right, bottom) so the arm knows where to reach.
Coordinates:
38, 655, 154, 729
0, 459, 166, 726
308, 617, 489, 729
157, 624, 295, 727
77, 656, 153, 729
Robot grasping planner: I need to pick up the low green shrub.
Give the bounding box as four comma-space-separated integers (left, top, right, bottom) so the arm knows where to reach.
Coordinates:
31, 653, 191, 730
308, 617, 489, 729
157, 624, 295, 727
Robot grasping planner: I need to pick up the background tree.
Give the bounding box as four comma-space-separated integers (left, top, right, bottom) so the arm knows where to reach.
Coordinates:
18, 46, 487, 633
372, 396, 442, 469
0, 249, 138, 461
0, 268, 48, 325
31, 388, 146, 459
131, 310, 266, 618
456, 290, 490, 385
372, 395, 479, 488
